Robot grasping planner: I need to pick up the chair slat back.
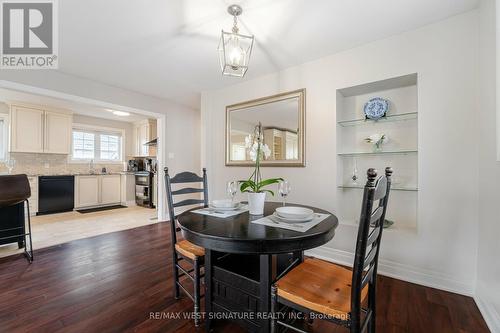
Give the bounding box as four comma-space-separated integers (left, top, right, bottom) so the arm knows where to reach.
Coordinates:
170, 171, 204, 184
350, 167, 393, 325
164, 168, 208, 245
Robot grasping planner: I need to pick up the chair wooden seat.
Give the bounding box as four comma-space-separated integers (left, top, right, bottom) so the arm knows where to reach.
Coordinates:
175, 239, 205, 260
276, 258, 368, 318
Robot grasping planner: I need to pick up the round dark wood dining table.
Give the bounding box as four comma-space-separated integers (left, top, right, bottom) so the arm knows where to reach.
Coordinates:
177, 202, 339, 333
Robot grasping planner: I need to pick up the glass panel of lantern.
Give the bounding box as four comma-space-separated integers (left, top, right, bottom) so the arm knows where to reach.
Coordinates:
218, 30, 254, 77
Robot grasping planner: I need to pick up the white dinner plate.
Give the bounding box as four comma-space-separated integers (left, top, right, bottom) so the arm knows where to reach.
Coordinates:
272, 212, 314, 223
275, 206, 314, 219
211, 199, 240, 209
209, 203, 241, 211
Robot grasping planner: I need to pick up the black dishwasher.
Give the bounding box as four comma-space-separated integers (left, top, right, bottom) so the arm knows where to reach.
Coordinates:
38, 176, 75, 215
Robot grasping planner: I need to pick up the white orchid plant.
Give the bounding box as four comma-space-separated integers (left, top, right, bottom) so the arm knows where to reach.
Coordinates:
239, 122, 283, 195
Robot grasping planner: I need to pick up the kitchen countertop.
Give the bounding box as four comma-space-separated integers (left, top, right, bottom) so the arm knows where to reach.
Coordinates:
25, 172, 135, 177
1, 171, 140, 177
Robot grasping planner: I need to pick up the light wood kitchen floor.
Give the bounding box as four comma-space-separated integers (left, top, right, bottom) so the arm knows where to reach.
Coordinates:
0, 206, 158, 259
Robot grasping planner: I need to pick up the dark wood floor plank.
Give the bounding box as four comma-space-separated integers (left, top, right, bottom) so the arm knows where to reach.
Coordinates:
0, 222, 490, 333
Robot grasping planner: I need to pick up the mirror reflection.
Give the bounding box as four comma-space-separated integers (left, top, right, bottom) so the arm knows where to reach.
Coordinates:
226, 89, 305, 166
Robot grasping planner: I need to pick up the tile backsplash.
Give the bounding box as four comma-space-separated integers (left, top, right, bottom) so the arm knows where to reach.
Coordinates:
0, 153, 125, 175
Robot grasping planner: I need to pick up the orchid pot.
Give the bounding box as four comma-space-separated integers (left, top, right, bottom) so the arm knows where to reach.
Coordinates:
247, 192, 266, 215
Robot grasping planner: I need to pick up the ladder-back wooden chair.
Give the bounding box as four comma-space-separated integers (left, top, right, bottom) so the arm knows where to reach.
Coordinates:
164, 167, 208, 327
271, 167, 393, 333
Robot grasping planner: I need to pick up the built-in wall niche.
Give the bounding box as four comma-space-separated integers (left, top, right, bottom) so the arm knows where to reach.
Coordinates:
336, 73, 418, 231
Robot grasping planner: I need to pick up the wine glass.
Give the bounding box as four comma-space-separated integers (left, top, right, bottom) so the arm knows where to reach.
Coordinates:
5, 158, 15, 174
226, 181, 238, 204
278, 181, 291, 206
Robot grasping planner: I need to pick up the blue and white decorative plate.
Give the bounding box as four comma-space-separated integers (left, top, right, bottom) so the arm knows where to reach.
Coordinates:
363, 97, 389, 120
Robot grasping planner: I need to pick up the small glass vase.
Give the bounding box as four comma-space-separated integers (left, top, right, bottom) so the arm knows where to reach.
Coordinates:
247, 192, 266, 215
373, 144, 383, 153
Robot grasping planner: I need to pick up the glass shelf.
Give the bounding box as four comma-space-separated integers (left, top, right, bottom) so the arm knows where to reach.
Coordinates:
337, 112, 418, 127
337, 150, 418, 157
338, 185, 418, 191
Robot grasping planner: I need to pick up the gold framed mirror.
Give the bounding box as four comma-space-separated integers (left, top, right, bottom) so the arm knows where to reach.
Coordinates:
225, 89, 305, 167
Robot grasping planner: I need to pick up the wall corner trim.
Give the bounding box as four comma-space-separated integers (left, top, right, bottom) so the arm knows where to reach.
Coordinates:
305, 246, 475, 296
475, 282, 500, 333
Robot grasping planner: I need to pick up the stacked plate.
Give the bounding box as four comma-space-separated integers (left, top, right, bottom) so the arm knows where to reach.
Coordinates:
273, 207, 315, 223
210, 199, 241, 211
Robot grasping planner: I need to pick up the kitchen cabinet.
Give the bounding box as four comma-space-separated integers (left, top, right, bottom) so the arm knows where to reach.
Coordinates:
100, 175, 121, 205
75, 176, 100, 208
9, 104, 72, 154
134, 119, 157, 157
9, 106, 44, 153
44, 111, 72, 154
27, 176, 38, 216
120, 173, 136, 206
75, 175, 122, 208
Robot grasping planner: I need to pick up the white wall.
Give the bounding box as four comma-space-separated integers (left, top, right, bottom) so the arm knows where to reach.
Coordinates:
476, 0, 500, 331
202, 11, 479, 295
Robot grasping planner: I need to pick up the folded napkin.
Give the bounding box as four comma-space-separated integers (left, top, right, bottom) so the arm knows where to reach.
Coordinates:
192, 204, 249, 218
251, 213, 330, 232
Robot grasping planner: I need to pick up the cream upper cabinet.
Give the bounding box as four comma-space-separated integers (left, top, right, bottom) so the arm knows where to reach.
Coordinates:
9, 104, 72, 154
44, 111, 72, 154
9, 106, 44, 153
75, 176, 100, 208
134, 119, 157, 157
100, 175, 121, 205
138, 122, 149, 156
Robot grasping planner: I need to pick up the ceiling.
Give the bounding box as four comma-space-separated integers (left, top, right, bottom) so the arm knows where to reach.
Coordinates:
58, 0, 479, 109
0, 88, 148, 123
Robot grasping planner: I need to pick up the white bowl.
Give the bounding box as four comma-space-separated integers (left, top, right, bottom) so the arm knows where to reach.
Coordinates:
211, 199, 239, 208
275, 206, 314, 219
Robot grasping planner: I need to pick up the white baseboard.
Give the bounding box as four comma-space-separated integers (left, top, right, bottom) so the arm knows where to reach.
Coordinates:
305, 246, 474, 296
124, 200, 136, 207
475, 283, 500, 333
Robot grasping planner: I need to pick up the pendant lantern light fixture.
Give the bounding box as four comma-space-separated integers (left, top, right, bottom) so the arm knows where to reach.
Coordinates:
217, 4, 254, 77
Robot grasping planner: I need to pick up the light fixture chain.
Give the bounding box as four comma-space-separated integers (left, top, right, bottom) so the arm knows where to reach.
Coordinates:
232, 15, 239, 33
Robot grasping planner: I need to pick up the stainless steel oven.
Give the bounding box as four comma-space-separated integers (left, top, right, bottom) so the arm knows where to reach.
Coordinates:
135, 172, 154, 208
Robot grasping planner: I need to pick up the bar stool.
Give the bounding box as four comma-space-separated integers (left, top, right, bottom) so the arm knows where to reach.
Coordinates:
0, 174, 34, 262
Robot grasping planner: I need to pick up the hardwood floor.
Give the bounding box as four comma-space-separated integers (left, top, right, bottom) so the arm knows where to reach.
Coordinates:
0, 222, 489, 333
0, 206, 156, 259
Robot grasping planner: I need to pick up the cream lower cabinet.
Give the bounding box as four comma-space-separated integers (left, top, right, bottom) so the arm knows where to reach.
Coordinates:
100, 175, 121, 205
120, 174, 136, 206
75, 176, 100, 208
75, 175, 121, 209
27, 176, 38, 216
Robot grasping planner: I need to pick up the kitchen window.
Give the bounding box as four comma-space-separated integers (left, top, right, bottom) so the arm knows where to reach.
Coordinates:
71, 126, 123, 162
99, 134, 121, 160
73, 131, 95, 159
